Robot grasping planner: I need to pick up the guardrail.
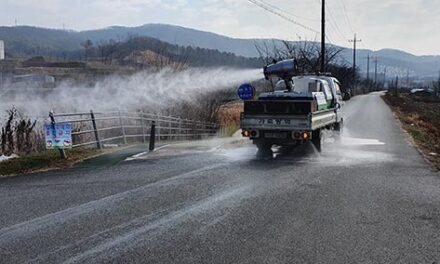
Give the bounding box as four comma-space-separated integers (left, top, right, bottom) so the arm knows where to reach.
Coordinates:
49, 110, 218, 149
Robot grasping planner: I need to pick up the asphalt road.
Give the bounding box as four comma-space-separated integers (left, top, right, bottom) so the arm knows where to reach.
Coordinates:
0, 93, 439, 263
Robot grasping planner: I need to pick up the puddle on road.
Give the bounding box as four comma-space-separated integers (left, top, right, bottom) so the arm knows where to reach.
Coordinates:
317, 148, 395, 167
126, 131, 394, 168
334, 137, 386, 146
126, 137, 251, 161
217, 135, 394, 168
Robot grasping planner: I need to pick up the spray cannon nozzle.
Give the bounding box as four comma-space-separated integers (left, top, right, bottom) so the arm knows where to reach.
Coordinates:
263, 59, 298, 81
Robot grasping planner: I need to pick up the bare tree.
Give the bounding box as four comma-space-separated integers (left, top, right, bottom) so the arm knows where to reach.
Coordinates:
434, 71, 440, 97
99, 39, 119, 65
81, 39, 93, 61
256, 39, 343, 73
255, 39, 357, 92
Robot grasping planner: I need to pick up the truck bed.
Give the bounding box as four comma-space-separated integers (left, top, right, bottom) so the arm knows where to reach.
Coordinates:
241, 100, 337, 131
241, 109, 336, 131
244, 99, 317, 116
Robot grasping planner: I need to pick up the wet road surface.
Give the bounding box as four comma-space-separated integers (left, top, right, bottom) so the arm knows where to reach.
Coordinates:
0, 93, 439, 263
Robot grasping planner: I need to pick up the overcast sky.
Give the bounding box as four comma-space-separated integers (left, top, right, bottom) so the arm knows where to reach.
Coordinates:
1, 0, 439, 55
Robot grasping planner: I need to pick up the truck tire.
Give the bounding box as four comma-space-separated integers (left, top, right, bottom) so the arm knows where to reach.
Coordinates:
256, 141, 273, 157
334, 118, 344, 132
334, 119, 344, 143
312, 129, 322, 152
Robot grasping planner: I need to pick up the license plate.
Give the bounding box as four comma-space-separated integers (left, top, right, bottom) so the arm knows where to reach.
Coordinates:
258, 119, 292, 126
265, 132, 287, 139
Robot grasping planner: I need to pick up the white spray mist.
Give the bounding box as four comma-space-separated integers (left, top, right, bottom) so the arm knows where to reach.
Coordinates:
0, 67, 261, 118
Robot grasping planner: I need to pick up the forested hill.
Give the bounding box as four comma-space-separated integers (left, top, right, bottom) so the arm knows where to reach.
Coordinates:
0, 26, 261, 68
1, 24, 440, 75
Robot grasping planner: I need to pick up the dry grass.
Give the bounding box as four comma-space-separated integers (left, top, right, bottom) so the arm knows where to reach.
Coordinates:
217, 102, 243, 137
0, 148, 103, 177
383, 93, 440, 170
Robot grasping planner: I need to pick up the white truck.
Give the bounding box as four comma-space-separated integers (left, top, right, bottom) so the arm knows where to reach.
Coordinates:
239, 59, 344, 155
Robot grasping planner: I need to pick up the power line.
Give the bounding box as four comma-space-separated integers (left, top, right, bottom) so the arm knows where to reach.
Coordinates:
326, 15, 346, 43
321, 0, 325, 72
338, 0, 354, 34
325, 1, 347, 42
258, 0, 320, 22
325, 34, 334, 45
246, 0, 320, 34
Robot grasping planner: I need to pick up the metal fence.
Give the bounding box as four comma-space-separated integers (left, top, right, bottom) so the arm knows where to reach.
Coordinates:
50, 110, 218, 149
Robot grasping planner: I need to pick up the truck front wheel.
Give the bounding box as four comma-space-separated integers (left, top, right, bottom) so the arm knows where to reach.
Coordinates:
312, 129, 322, 152
334, 118, 344, 132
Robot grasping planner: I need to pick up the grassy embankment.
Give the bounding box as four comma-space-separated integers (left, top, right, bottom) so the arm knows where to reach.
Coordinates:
0, 148, 104, 177
217, 102, 243, 137
383, 92, 440, 170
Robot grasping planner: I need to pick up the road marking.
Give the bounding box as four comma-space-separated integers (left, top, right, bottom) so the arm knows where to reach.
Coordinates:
125, 144, 171, 161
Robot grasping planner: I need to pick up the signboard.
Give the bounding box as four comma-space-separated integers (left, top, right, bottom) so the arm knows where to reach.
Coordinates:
44, 123, 72, 149
237, 83, 256, 101
313, 92, 328, 110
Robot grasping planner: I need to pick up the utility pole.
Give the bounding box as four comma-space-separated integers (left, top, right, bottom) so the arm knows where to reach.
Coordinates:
349, 34, 362, 73
436, 70, 440, 97
320, 0, 326, 73
365, 54, 370, 81
406, 70, 410, 89
348, 34, 361, 94
364, 54, 370, 93
374, 56, 379, 84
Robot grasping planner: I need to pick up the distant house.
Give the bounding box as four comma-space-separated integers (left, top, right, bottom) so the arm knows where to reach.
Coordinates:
12, 74, 56, 88
410, 88, 434, 97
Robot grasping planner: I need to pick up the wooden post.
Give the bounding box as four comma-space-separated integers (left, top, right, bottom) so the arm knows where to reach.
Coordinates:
90, 110, 102, 149
178, 119, 182, 141
168, 120, 172, 141
119, 111, 127, 144
156, 118, 161, 142
193, 120, 197, 140
149, 121, 156, 151
185, 119, 189, 140
140, 112, 146, 144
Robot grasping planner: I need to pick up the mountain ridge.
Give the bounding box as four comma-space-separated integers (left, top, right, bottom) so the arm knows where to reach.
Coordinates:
0, 24, 439, 77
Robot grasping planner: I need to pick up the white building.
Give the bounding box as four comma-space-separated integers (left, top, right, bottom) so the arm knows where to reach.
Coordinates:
0, 40, 4, 60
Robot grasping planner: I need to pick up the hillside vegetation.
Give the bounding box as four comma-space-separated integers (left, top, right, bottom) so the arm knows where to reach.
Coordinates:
1, 24, 439, 76
383, 93, 440, 169
0, 26, 261, 68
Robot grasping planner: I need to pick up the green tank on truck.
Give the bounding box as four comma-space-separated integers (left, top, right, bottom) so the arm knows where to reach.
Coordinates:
238, 59, 344, 155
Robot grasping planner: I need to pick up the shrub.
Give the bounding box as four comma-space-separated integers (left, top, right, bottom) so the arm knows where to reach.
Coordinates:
0, 108, 43, 156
